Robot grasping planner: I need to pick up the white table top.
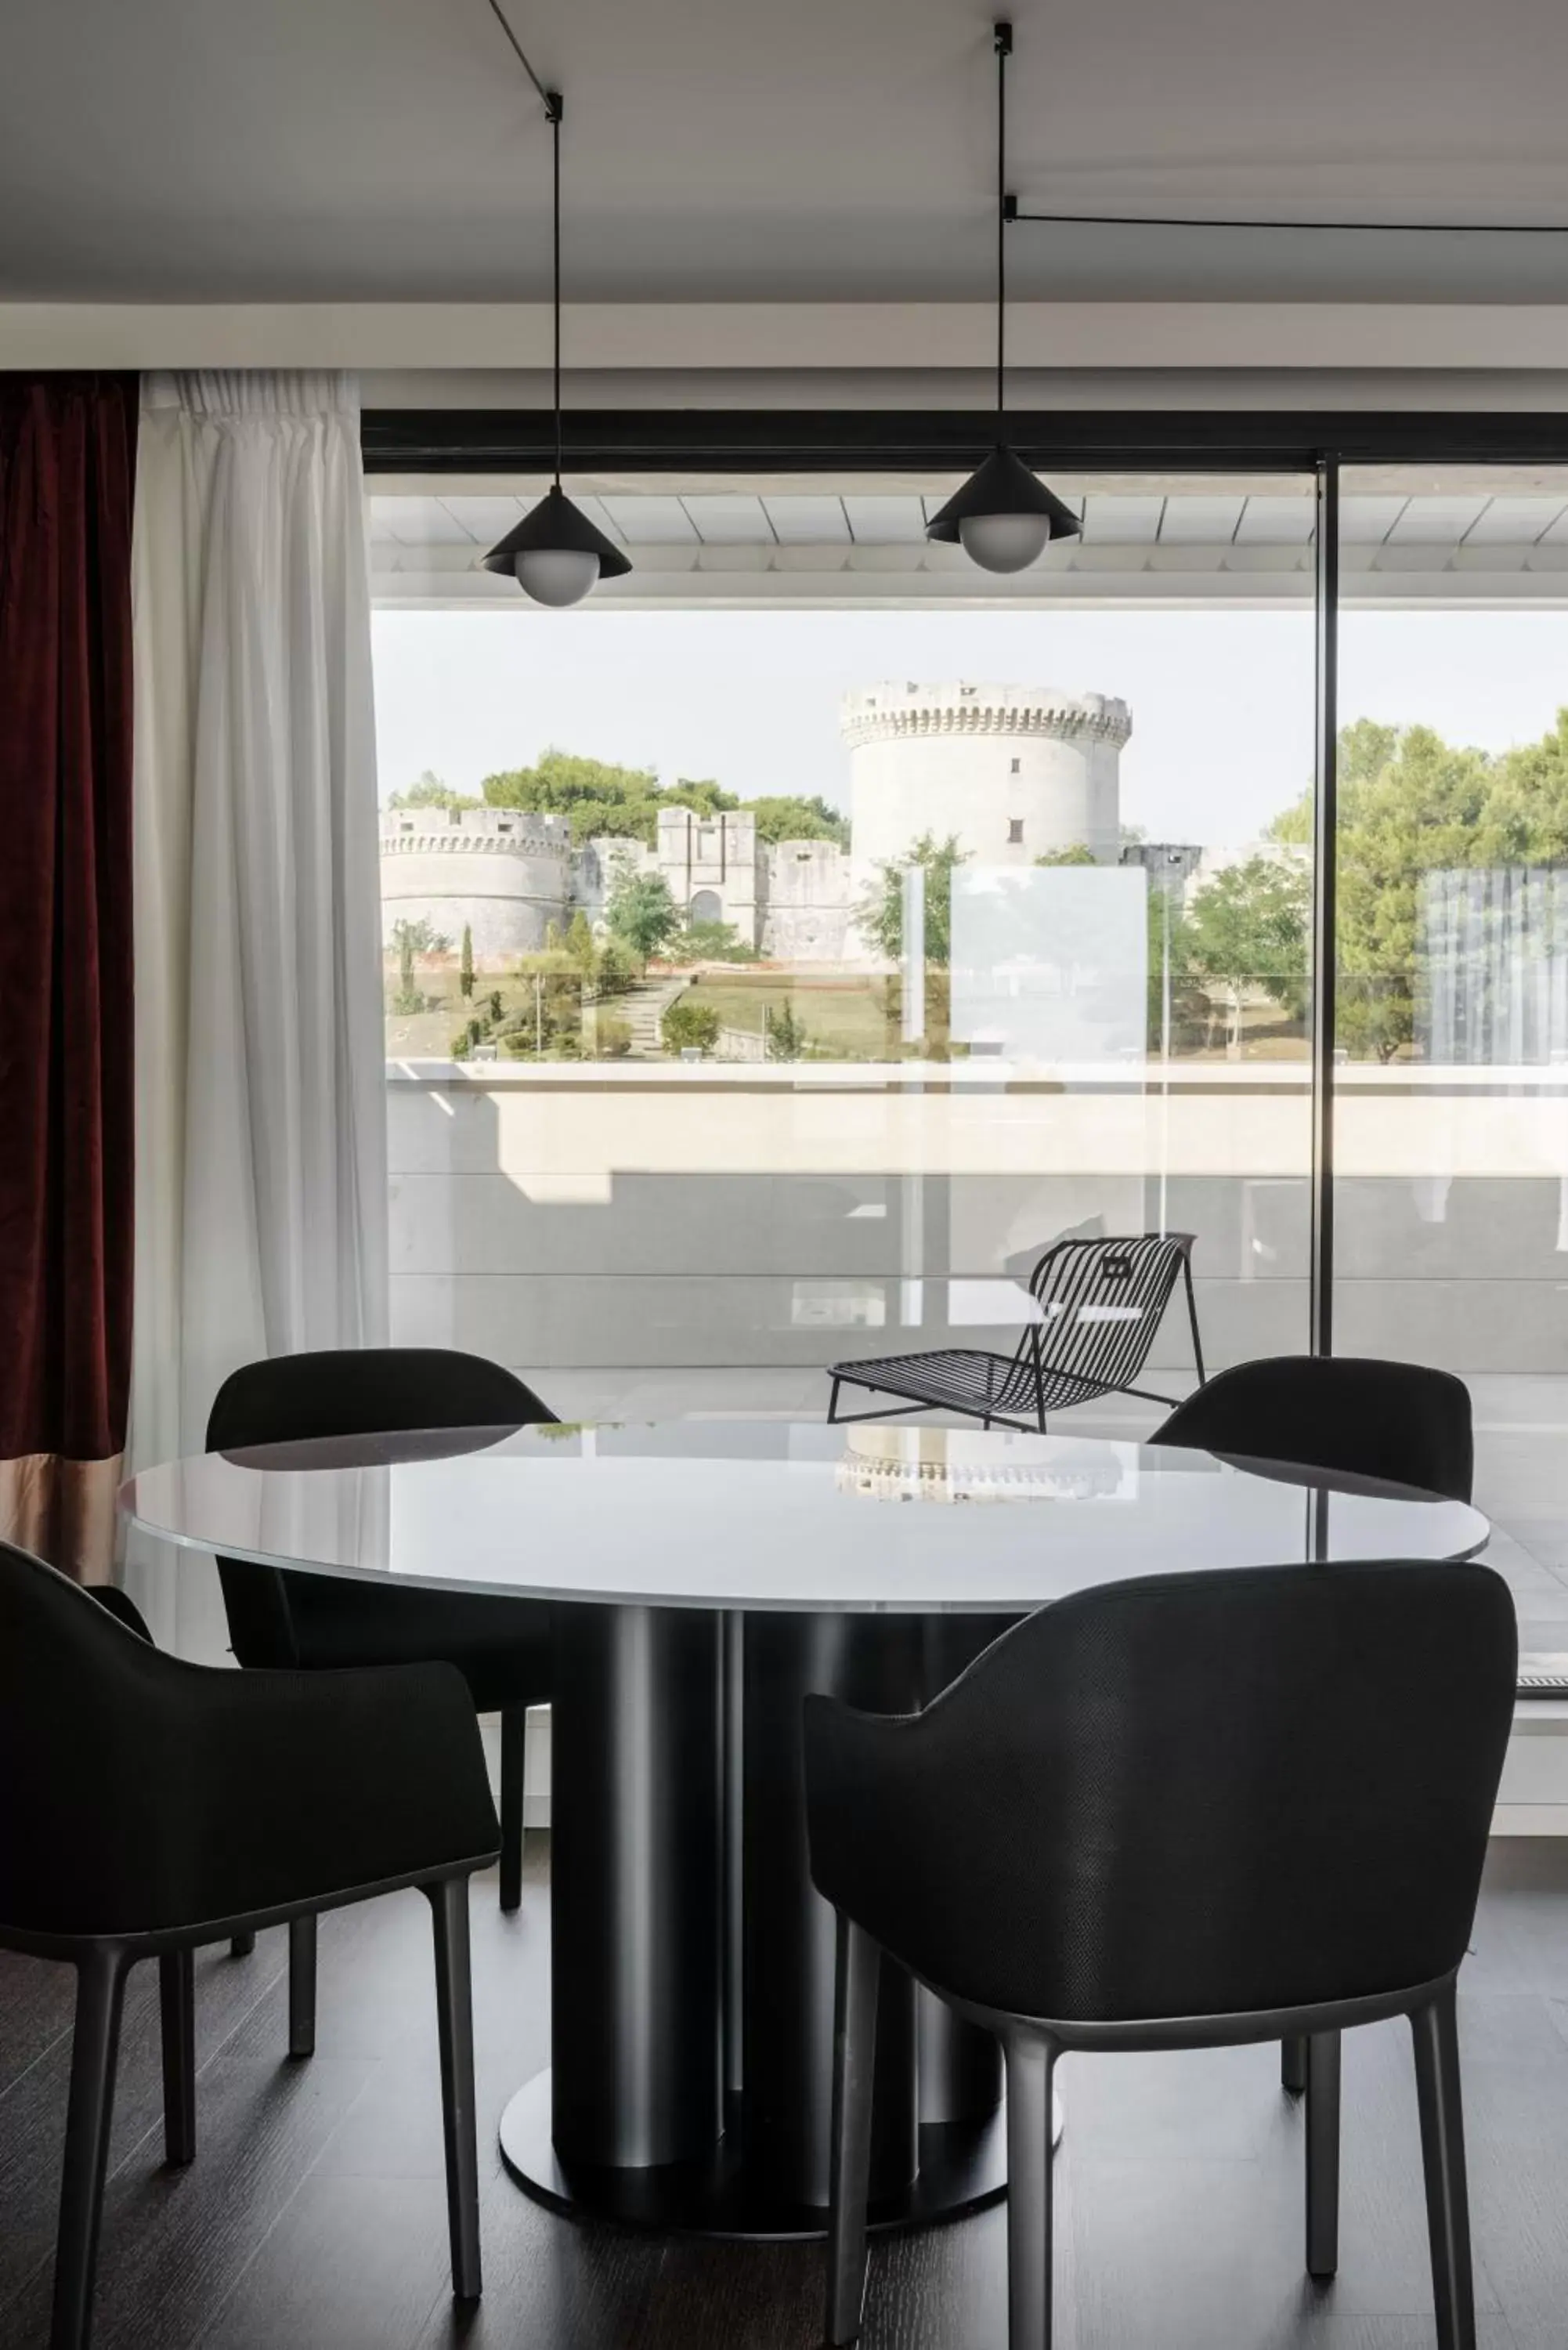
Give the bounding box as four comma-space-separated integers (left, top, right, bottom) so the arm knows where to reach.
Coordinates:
118, 1420, 1490, 1616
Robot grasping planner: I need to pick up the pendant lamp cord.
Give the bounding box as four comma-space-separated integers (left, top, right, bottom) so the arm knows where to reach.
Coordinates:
995, 22, 1010, 433
548, 89, 564, 486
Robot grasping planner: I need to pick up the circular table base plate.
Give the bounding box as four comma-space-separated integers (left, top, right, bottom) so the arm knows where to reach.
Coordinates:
499, 2071, 1013, 2243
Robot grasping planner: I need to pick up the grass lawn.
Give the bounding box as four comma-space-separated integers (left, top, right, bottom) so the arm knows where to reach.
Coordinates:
683, 971, 891, 1058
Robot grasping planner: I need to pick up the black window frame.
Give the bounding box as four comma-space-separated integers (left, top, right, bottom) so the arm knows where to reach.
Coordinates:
363, 403, 1568, 1354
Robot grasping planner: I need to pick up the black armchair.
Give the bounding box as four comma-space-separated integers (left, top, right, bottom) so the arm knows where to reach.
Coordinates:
0, 1540, 500, 2350
207, 1347, 555, 2053
806, 1558, 1516, 2350
1151, 1353, 1474, 1503
1152, 1353, 1478, 2095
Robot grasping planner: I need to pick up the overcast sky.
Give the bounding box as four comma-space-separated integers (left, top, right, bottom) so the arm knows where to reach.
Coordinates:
373, 607, 1568, 851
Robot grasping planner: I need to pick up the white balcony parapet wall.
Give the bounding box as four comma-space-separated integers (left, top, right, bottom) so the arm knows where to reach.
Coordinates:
386, 1059, 1568, 1376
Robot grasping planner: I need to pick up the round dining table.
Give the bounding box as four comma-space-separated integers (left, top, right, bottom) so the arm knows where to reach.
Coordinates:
120, 1416, 1489, 2243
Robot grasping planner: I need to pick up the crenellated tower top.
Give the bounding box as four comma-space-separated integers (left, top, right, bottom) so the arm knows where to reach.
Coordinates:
840, 682, 1133, 752
379, 807, 573, 859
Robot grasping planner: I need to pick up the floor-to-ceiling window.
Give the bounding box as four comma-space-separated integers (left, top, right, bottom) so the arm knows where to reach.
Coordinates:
370, 471, 1316, 1413
1331, 463, 1568, 1579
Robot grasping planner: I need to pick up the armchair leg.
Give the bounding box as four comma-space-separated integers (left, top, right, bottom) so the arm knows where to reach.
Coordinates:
1411, 1979, 1476, 2350
288, 1914, 317, 2059
500, 1702, 526, 1914
158, 1948, 197, 2167
828, 1376, 841, 1423
428, 1876, 483, 2302
1281, 2034, 1308, 2095
1005, 2029, 1059, 2350
1305, 2030, 1341, 2279
52, 1944, 130, 2350
826, 1913, 880, 2346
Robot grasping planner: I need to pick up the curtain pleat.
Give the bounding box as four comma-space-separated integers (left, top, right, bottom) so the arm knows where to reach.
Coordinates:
0, 374, 137, 1579
129, 371, 388, 1650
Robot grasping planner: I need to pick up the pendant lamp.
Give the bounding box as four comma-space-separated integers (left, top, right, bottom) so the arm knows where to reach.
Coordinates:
482, 90, 630, 606
927, 24, 1080, 573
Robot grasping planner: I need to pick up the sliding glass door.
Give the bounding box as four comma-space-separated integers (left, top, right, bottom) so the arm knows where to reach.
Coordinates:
1331, 466, 1568, 1386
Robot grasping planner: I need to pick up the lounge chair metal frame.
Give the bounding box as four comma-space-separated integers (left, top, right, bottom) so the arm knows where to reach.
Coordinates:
827, 1232, 1205, 1433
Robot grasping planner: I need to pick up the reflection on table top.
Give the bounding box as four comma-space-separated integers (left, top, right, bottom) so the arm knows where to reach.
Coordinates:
118, 1420, 1491, 1616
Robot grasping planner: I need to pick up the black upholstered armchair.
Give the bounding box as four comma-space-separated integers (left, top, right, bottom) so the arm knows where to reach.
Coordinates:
207, 1346, 555, 2055
1152, 1352, 1479, 2092
807, 1559, 1516, 2350
1151, 1354, 1475, 1503
0, 1539, 500, 2350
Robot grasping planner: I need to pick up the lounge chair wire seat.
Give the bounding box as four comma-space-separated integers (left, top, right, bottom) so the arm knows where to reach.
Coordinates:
827, 1232, 1205, 1433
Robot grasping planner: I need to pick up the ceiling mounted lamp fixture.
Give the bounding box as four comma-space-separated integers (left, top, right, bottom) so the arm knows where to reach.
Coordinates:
482, 78, 630, 606
927, 22, 1080, 574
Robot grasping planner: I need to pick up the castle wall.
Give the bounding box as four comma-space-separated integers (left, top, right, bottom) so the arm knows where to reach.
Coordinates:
655, 808, 761, 945
842, 682, 1130, 870
379, 684, 1131, 972
762, 841, 874, 963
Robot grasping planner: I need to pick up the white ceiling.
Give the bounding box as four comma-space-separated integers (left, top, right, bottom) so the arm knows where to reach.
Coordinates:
369, 485, 1568, 603
8, 0, 1568, 305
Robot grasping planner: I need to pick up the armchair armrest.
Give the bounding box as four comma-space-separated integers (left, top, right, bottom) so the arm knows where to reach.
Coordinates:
20, 1637, 500, 1940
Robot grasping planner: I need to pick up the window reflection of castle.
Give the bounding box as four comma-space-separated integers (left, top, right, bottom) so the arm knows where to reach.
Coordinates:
380, 681, 1143, 962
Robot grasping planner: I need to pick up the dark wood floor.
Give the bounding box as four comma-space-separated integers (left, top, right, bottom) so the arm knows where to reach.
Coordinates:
5, 1840, 1568, 2349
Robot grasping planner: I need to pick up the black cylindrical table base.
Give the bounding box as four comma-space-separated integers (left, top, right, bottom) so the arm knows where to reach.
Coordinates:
501, 1600, 1007, 2240
548, 1603, 721, 2171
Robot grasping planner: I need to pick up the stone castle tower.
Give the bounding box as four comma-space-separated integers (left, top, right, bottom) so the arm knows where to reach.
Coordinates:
841, 682, 1132, 868
380, 804, 574, 959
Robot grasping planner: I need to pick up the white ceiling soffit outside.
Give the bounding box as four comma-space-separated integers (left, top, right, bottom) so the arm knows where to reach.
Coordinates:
9, 0, 1568, 349
369, 479, 1568, 608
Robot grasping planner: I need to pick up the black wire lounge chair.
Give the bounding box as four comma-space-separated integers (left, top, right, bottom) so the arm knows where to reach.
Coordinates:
827, 1232, 1205, 1433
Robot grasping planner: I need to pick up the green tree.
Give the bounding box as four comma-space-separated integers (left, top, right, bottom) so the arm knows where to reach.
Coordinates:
459, 922, 475, 1000
483, 748, 740, 848
667, 918, 757, 964
565, 909, 597, 975
1034, 844, 1097, 868
592, 936, 639, 998
857, 833, 969, 967
743, 794, 849, 848
388, 916, 450, 1015
388, 770, 478, 812
388, 916, 450, 956
661, 999, 722, 1056
1183, 854, 1311, 1053
606, 863, 681, 960
765, 1000, 810, 1060
1268, 719, 1501, 1061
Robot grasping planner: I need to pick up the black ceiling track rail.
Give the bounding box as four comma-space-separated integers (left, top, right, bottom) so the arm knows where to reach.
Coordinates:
361, 406, 1568, 475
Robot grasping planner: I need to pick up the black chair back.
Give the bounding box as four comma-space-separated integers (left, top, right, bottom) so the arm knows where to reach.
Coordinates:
806, 1559, 1515, 2025
0, 1543, 172, 1936
1152, 1354, 1473, 1502
206, 1347, 554, 1668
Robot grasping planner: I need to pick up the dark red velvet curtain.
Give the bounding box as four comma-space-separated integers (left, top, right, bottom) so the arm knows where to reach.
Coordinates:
0, 375, 137, 1578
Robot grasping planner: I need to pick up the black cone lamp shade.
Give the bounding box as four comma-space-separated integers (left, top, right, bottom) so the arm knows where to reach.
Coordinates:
481, 81, 631, 608
482, 486, 632, 609
930, 22, 1080, 576
927, 446, 1081, 573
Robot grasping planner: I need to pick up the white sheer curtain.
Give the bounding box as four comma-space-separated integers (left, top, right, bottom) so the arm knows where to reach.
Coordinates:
129, 371, 388, 1649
